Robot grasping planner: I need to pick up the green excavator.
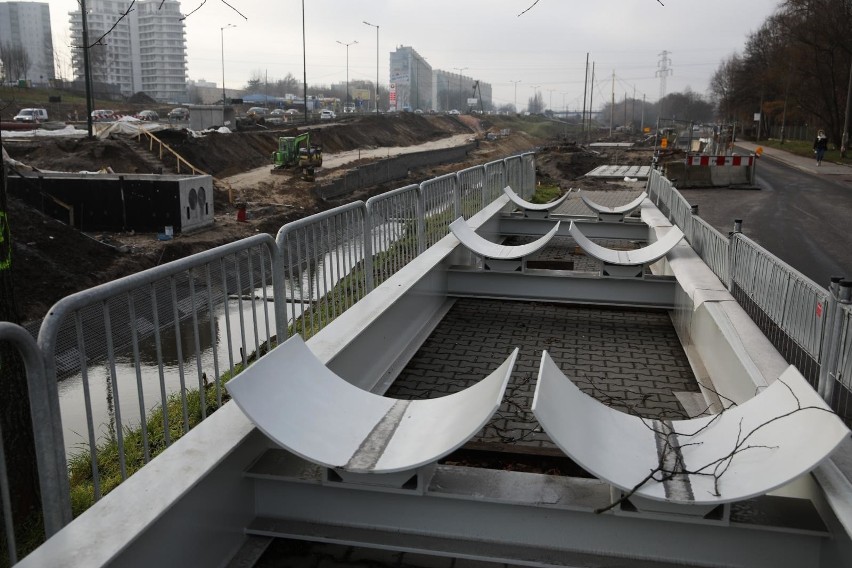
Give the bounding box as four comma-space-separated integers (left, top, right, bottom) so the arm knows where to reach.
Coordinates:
271, 132, 323, 181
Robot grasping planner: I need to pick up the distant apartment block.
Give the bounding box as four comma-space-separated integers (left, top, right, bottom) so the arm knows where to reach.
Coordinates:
69, 0, 187, 101
389, 46, 432, 112
433, 68, 492, 112
0, 1, 55, 83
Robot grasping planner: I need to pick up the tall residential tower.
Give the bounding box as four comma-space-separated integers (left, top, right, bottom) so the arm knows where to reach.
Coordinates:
0, 1, 55, 84
69, 0, 187, 101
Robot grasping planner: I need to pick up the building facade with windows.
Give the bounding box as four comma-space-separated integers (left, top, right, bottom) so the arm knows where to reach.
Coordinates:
0, 1, 55, 84
389, 46, 431, 112
69, 0, 187, 101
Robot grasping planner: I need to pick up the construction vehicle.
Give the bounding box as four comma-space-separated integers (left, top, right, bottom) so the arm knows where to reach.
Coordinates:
271, 132, 323, 180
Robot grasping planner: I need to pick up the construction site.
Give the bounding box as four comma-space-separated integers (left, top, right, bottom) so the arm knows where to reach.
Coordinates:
3, 111, 650, 324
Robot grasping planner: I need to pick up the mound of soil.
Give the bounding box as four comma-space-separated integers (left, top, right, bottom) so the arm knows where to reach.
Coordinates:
4, 114, 563, 324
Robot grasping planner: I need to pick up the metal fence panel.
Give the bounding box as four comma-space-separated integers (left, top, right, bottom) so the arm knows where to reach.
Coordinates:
276, 202, 370, 340
0, 323, 71, 563
457, 166, 486, 220
825, 302, 852, 424
521, 152, 536, 198
729, 234, 828, 383
366, 185, 421, 286
420, 173, 458, 248
505, 155, 525, 198
37, 234, 279, 505
687, 217, 730, 286
483, 160, 506, 203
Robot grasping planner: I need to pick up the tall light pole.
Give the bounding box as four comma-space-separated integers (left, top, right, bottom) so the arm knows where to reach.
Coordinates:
220, 23, 236, 108
453, 67, 468, 111
336, 40, 357, 109
302, 0, 308, 122
363, 21, 379, 115
510, 80, 521, 112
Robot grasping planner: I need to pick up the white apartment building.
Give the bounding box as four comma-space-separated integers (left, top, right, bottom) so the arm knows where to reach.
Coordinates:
69, 0, 187, 101
0, 1, 55, 83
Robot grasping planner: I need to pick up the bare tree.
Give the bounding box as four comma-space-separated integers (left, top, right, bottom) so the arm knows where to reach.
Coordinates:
0, 43, 31, 82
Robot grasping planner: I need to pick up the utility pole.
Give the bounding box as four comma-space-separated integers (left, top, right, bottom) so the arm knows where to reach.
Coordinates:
842, 56, 852, 157
80, 0, 94, 137
641, 93, 646, 134
302, 1, 308, 122
581, 53, 589, 143
510, 80, 521, 113
656, 50, 673, 121
610, 70, 614, 137
588, 62, 595, 142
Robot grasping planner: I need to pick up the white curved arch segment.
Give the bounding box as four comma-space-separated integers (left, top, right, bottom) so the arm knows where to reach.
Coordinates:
450, 217, 561, 260
503, 185, 571, 215
532, 351, 850, 505
227, 334, 518, 474
579, 190, 647, 216
569, 221, 684, 266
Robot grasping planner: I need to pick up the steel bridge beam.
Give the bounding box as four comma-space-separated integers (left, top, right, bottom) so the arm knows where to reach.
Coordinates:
446, 269, 677, 309
499, 216, 649, 240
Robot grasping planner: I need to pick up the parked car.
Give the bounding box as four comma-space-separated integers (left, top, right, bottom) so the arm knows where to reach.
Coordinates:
284, 109, 299, 115
167, 107, 189, 121
448, 109, 460, 115
246, 107, 268, 119
13, 108, 48, 122
136, 110, 159, 121
270, 108, 287, 117
343, 105, 356, 114
319, 109, 336, 120
91, 109, 116, 121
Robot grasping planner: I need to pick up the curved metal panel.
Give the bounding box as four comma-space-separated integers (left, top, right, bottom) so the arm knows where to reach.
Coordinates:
579, 190, 648, 215
569, 221, 684, 266
503, 185, 571, 212
450, 217, 560, 260
227, 334, 518, 473
533, 351, 850, 505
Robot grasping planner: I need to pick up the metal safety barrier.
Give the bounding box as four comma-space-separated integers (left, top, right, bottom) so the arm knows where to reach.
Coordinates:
37, 234, 279, 508
0, 152, 536, 564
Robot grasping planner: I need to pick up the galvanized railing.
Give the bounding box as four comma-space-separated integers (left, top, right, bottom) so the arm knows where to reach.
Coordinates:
37, 234, 279, 508
275, 201, 371, 340
818, 282, 852, 424
1, 152, 536, 565
646, 168, 847, 417
0, 324, 69, 563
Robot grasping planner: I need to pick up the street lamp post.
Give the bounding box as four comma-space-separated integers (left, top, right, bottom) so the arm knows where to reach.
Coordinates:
453, 67, 468, 111
220, 24, 236, 108
336, 40, 357, 110
363, 21, 379, 115
510, 80, 521, 113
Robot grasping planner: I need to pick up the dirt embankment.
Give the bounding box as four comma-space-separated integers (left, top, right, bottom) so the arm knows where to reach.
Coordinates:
6, 113, 559, 323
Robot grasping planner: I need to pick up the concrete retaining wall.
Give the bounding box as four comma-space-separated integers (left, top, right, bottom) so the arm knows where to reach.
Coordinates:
314, 142, 476, 200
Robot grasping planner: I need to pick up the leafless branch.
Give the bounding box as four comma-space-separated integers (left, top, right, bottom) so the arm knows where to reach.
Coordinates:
595, 378, 837, 512
218, 0, 248, 21
89, 1, 136, 48
517, 0, 541, 17
179, 0, 207, 20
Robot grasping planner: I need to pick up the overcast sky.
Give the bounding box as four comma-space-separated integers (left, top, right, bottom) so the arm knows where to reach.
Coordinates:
46, 0, 780, 109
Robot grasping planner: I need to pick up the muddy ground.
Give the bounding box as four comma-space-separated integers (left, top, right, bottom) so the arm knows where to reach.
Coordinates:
4, 114, 652, 324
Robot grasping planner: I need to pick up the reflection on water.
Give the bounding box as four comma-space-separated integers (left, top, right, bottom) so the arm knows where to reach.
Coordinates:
58, 298, 287, 457
59, 224, 407, 458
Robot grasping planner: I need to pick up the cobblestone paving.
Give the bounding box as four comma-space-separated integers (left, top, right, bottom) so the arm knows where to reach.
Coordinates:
385, 298, 699, 449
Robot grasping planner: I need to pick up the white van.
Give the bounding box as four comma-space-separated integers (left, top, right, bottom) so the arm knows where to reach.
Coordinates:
14, 108, 48, 122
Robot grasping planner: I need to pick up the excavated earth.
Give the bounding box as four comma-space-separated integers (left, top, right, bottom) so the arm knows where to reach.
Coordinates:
4, 114, 651, 324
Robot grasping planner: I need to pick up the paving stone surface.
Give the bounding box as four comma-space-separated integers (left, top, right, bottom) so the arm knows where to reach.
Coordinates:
385, 298, 698, 452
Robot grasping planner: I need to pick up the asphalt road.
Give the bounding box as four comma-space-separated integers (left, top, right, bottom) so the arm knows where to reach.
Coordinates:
676, 144, 852, 288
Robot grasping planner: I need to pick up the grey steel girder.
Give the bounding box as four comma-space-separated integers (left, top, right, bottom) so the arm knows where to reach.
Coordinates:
446, 269, 677, 309
499, 216, 649, 240
244, 451, 831, 568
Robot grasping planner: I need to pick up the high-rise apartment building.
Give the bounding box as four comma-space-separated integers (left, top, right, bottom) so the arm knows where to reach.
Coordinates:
69, 0, 187, 101
389, 46, 431, 112
0, 1, 55, 84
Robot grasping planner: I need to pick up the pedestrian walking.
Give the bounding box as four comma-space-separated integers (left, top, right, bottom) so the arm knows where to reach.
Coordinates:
814, 129, 829, 166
